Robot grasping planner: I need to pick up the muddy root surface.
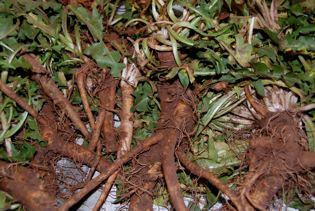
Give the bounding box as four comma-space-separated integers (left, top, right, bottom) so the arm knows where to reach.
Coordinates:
128, 81, 197, 211
236, 111, 315, 210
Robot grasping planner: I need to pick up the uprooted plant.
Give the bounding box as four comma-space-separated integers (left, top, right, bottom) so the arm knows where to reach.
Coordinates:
1, 52, 315, 211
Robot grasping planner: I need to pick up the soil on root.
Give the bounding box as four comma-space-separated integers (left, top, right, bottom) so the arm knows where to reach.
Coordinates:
238, 111, 315, 211
1, 52, 315, 211
0, 78, 197, 211
127, 81, 197, 211
0, 161, 56, 211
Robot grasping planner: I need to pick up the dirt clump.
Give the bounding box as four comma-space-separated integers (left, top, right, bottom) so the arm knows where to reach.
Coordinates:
235, 101, 315, 211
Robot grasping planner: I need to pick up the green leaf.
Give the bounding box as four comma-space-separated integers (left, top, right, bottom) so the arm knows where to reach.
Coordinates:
11, 143, 36, 161
264, 29, 280, 44
206, 130, 218, 161
188, 202, 201, 211
194, 66, 216, 76
178, 171, 193, 186
25, 12, 56, 37
198, 0, 223, 19
252, 80, 265, 97
258, 47, 276, 62
286, 36, 315, 51
225, 0, 232, 11
290, 3, 304, 16
19, 21, 39, 40
234, 34, 253, 67
0, 192, 6, 209
69, 5, 103, 41
134, 96, 150, 112
271, 65, 283, 79
4, 111, 28, 139
198, 92, 234, 134
0, 15, 16, 39
303, 115, 315, 152
297, 25, 315, 34
27, 117, 37, 131
84, 42, 125, 78
283, 72, 301, 87
70, 90, 82, 104
204, 186, 219, 209
178, 70, 189, 88
167, 26, 194, 46
11, 57, 32, 70
166, 67, 180, 80
24, 117, 43, 142
289, 194, 315, 211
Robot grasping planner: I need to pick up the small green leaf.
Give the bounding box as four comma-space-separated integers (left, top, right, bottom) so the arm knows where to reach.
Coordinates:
252, 80, 265, 97
283, 72, 301, 87
134, 96, 150, 112
289, 194, 315, 211
167, 26, 194, 46
178, 70, 189, 88
286, 36, 315, 51
19, 21, 39, 40
225, 0, 232, 11
69, 6, 103, 41
166, 67, 180, 80
4, 111, 28, 139
303, 115, 315, 152
11, 143, 36, 161
199, 92, 234, 132
84, 42, 125, 78
264, 29, 280, 44
188, 202, 201, 211
290, 3, 304, 16
71, 90, 82, 104
234, 34, 253, 67
0, 15, 16, 39
0, 192, 6, 208
258, 47, 276, 62
207, 131, 218, 161
204, 186, 219, 209
271, 65, 283, 79
25, 12, 56, 37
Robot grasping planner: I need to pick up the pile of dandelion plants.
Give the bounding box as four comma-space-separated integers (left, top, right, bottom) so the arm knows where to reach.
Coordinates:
0, 0, 315, 210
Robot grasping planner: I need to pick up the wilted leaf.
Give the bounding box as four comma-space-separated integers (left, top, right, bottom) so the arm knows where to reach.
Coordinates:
234, 34, 253, 67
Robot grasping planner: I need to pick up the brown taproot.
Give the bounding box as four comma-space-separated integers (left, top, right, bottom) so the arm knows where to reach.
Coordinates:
91, 60, 138, 211
0, 161, 56, 211
23, 53, 90, 139
100, 74, 119, 152
129, 81, 197, 210
76, 59, 96, 129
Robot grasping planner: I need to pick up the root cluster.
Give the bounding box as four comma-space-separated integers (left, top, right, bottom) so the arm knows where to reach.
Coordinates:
0, 54, 315, 211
